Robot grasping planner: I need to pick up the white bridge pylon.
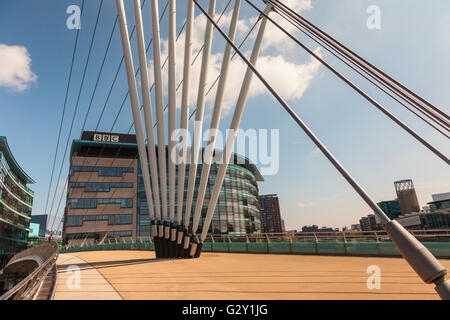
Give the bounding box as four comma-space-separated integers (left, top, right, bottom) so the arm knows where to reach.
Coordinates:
115, 0, 272, 259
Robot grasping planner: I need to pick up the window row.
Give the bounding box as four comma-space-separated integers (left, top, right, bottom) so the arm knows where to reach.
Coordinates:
64, 230, 132, 241
68, 198, 133, 209
70, 166, 134, 177
65, 214, 133, 226
69, 182, 133, 192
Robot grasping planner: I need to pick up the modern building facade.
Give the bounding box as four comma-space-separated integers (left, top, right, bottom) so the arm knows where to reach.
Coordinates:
0, 137, 34, 268
258, 194, 282, 233
359, 214, 383, 231
393, 193, 449, 230
377, 200, 402, 220
30, 214, 48, 237
301, 225, 336, 233
63, 132, 263, 246
422, 192, 450, 229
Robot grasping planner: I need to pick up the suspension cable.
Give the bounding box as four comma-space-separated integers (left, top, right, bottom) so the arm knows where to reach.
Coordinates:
269, 2, 449, 138
244, 0, 449, 165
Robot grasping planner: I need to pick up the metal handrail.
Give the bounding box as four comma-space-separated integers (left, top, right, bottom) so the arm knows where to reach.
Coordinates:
0, 249, 58, 300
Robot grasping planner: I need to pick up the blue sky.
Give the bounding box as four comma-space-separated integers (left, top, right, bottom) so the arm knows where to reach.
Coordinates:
0, 0, 448, 231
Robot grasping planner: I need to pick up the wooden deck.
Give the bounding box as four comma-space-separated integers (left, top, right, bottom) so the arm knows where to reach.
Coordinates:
55, 250, 450, 300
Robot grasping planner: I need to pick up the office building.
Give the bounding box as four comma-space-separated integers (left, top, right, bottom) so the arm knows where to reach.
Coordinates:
0, 137, 34, 268
258, 194, 282, 233
359, 214, 382, 231
377, 200, 402, 220
302, 225, 318, 233
30, 214, 48, 237
394, 193, 449, 230
63, 132, 263, 246
301, 225, 336, 233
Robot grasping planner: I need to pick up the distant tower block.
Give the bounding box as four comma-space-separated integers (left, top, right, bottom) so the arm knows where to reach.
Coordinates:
394, 179, 420, 216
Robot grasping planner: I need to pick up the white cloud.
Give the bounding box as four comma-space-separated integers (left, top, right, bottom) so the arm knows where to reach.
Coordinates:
0, 44, 37, 92
297, 201, 315, 208
307, 147, 322, 157
147, 0, 320, 115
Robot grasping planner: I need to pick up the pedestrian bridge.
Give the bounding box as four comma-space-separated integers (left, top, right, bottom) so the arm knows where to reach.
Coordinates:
54, 250, 450, 300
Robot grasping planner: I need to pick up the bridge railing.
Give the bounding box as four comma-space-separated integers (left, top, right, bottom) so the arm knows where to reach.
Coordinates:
0, 242, 59, 300
60, 230, 450, 258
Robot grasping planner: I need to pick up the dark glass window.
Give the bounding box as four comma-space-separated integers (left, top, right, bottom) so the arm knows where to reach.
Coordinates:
68, 198, 133, 209
68, 182, 133, 192
70, 166, 134, 177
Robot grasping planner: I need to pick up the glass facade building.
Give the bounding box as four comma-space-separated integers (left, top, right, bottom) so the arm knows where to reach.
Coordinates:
258, 194, 283, 233
137, 161, 263, 238
63, 132, 263, 246
377, 200, 402, 220
0, 137, 34, 268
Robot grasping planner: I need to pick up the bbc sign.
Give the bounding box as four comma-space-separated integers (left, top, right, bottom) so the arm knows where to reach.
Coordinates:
93, 134, 119, 143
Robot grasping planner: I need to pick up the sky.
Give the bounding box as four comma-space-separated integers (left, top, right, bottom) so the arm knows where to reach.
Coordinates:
0, 0, 449, 232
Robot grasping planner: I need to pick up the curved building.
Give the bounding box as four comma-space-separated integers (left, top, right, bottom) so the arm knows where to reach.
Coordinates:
63, 132, 263, 246
0, 137, 34, 268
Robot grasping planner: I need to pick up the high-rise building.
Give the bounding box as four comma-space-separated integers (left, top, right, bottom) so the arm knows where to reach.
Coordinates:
377, 200, 402, 220
258, 194, 282, 233
0, 137, 34, 268
281, 219, 286, 232
63, 132, 263, 246
359, 214, 382, 231
394, 179, 420, 215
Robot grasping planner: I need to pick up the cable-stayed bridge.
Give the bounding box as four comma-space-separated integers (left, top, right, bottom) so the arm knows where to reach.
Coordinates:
8, 0, 449, 300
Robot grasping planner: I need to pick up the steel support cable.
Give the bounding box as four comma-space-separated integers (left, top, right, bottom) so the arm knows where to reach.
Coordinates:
48, 0, 151, 233
192, 0, 271, 251
112, 1, 171, 132
270, 0, 450, 126
94, 0, 155, 132
175, 0, 195, 254
188, 18, 260, 120
167, 0, 177, 229
183, 0, 217, 240
50, 1, 170, 235
197, 1, 450, 299
244, 0, 449, 165
133, 0, 163, 231
80, 15, 118, 133
46, 0, 105, 229
270, 4, 450, 139
44, 0, 85, 217
268, 0, 450, 133
190, 0, 242, 244
48, 8, 110, 234
123, 18, 187, 134
56, 0, 167, 243
125, 0, 233, 133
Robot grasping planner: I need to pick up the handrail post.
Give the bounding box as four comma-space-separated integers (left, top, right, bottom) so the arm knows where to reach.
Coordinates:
375, 232, 381, 256
314, 233, 318, 255
289, 236, 293, 255
245, 235, 249, 253
342, 232, 347, 256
